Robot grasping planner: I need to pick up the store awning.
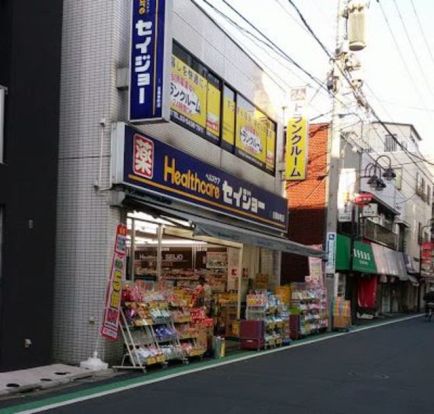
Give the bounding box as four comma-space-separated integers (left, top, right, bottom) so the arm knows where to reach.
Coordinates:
192, 218, 325, 258
353, 241, 377, 274
336, 234, 351, 271
371, 244, 407, 281
127, 198, 325, 258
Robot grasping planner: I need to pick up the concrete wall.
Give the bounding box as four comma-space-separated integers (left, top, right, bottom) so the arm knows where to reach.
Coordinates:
366, 123, 433, 261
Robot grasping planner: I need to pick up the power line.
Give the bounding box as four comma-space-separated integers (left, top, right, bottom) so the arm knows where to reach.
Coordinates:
195, 0, 356, 113
282, 0, 434, 169
286, 0, 333, 60
392, 0, 434, 96
377, 0, 428, 109
274, 0, 311, 36
410, 0, 434, 71
191, 0, 333, 118
197, 0, 434, 174
364, 83, 434, 168
215, 0, 336, 99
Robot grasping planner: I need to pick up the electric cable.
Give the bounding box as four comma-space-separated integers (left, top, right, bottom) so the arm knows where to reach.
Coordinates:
377, 0, 428, 109
193, 0, 357, 114
410, 0, 434, 71
392, 0, 434, 96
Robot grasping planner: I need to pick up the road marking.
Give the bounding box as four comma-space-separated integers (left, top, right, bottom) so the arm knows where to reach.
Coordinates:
4, 314, 421, 414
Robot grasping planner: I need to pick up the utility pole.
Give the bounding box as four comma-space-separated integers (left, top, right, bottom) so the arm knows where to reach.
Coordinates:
325, 0, 347, 326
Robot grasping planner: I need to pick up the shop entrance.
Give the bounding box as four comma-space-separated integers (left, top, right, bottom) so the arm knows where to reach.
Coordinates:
117, 207, 325, 371
121, 210, 246, 368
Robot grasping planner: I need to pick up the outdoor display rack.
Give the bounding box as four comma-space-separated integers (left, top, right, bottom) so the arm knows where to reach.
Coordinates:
114, 302, 187, 372
240, 292, 289, 350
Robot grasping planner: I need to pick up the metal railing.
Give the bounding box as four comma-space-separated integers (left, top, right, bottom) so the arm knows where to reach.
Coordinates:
362, 219, 398, 250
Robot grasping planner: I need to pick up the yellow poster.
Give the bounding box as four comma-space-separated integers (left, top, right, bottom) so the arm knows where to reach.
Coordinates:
222, 86, 236, 146
235, 96, 267, 168
206, 81, 221, 139
285, 116, 308, 180
170, 55, 207, 134
266, 120, 276, 172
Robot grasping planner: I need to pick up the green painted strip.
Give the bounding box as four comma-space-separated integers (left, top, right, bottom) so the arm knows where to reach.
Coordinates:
0, 315, 421, 414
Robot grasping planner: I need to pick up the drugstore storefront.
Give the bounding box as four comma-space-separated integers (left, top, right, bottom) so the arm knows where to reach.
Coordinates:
110, 123, 323, 368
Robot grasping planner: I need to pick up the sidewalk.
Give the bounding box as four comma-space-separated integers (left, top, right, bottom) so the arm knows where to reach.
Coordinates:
0, 314, 422, 413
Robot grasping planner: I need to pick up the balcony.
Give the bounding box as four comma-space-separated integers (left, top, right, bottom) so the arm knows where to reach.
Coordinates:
362, 219, 398, 250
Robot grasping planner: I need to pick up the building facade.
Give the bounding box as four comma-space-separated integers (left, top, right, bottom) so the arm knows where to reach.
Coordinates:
0, 0, 63, 370
285, 120, 430, 321
54, 0, 322, 365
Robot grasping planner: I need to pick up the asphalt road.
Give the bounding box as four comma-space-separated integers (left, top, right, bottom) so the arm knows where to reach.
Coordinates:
9, 317, 434, 414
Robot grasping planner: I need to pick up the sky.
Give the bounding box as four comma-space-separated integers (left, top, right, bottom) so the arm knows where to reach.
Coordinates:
195, 0, 434, 157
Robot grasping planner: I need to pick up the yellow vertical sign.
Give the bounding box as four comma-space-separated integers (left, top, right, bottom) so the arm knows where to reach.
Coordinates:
266, 120, 276, 172
222, 86, 236, 146
206, 81, 221, 139
285, 116, 308, 180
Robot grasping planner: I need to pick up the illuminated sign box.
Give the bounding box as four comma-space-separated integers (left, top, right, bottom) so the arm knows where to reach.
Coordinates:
112, 123, 288, 232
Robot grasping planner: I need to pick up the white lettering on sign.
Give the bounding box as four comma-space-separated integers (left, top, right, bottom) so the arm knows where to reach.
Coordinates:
221, 180, 271, 217
134, 20, 153, 106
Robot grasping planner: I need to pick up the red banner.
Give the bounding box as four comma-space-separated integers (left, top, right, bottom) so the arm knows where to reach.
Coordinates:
421, 242, 433, 274
357, 276, 378, 309
101, 224, 128, 340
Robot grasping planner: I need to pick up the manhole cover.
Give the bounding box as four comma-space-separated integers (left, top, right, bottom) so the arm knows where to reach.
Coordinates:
54, 372, 70, 376
6, 383, 20, 388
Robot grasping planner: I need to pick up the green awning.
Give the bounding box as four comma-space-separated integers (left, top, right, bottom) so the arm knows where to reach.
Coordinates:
353, 241, 377, 274
336, 234, 351, 271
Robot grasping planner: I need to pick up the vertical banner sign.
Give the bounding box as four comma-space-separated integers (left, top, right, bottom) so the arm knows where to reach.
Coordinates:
421, 242, 433, 275
308, 244, 324, 285
129, 0, 171, 122
101, 224, 128, 340
285, 116, 308, 180
222, 85, 236, 149
325, 232, 337, 275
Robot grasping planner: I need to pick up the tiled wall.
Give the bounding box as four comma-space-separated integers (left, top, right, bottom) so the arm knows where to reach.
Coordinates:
55, 0, 285, 364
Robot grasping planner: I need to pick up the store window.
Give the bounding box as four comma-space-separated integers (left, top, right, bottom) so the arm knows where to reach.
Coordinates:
169, 42, 277, 175
384, 134, 397, 152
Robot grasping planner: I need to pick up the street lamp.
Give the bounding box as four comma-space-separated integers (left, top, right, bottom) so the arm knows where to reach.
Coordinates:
362, 155, 396, 191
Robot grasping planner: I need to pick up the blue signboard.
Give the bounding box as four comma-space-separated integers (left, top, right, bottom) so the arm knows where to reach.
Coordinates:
129, 0, 171, 122
119, 124, 288, 231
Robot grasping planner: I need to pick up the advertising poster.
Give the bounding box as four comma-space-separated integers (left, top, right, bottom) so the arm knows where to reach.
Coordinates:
285, 116, 308, 180
206, 73, 221, 141
308, 245, 323, 284
101, 224, 128, 340
265, 120, 276, 173
170, 54, 207, 135
235, 95, 267, 169
222, 85, 236, 149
